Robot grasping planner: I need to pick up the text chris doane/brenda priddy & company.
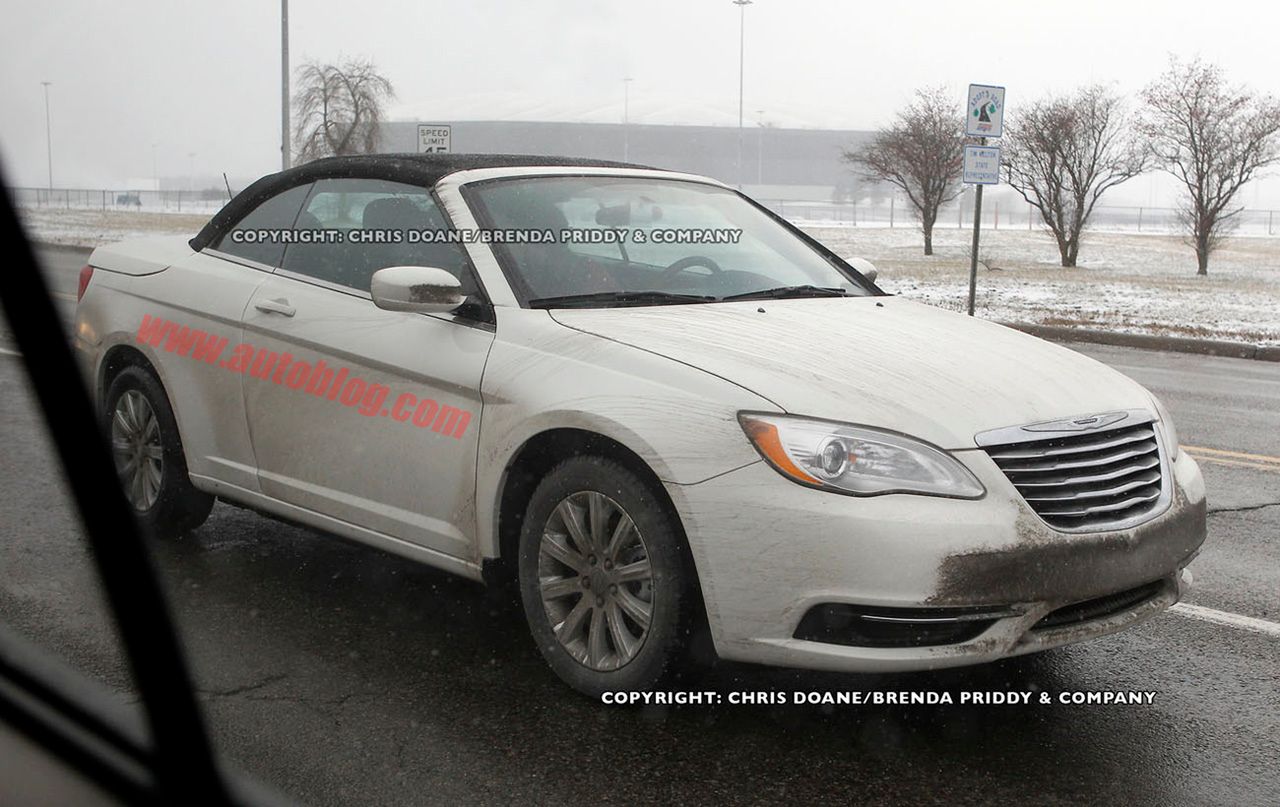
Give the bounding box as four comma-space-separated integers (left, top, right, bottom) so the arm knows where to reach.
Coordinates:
227, 226, 746, 246
600, 690, 1160, 706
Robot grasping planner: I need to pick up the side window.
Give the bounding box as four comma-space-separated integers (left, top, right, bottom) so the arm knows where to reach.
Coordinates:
211, 183, 311, 267
281, 178, 474, 294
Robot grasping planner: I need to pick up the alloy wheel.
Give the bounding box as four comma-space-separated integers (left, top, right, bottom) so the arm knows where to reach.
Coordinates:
110, 389, 163, 511
538, 491, 655, 671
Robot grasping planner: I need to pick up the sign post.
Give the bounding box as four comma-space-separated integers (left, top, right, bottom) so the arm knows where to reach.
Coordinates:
416, 124, 452, 154
963, 84, 1006, 317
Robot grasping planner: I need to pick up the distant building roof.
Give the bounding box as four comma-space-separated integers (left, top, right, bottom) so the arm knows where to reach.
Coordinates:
378, 120, 873, 189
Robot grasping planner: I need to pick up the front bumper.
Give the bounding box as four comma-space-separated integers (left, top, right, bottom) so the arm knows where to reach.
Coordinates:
665, 447, 1206, 672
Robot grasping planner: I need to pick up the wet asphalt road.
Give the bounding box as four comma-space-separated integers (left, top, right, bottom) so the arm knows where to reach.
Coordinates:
0, 246, 1277, 805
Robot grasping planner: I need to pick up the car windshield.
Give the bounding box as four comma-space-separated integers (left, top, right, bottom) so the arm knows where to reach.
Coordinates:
466, 176, 873, 306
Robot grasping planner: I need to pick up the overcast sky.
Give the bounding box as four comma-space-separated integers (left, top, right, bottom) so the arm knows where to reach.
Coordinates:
3, 0, 1280, 204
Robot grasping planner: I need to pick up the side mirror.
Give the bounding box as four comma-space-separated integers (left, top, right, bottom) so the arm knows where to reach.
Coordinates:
370, 266, 465, 314
847, 257, 878, 284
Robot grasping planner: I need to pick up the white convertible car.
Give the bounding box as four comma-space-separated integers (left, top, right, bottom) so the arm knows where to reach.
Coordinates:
74, 154, 1207, 696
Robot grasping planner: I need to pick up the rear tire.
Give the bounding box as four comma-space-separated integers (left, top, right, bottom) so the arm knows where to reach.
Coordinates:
517, 456, 698, 698
103, 366, 213, 539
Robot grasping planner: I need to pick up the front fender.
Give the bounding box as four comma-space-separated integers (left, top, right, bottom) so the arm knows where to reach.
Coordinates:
473, 310, 775, 558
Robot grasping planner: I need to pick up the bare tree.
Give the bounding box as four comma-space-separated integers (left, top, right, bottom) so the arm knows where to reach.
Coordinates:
1003, 85, 1147, 268
1140, 57, 1280, 274
293, 59, 396, 162
843, 87, 965, 255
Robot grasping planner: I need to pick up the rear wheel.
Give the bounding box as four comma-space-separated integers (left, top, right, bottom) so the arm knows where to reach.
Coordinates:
518, 456, 698, 697
104, 366, 213, 539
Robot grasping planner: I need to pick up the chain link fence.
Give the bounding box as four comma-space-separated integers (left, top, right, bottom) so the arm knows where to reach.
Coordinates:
7, 187, 232, 214
757, 198, 1280, 237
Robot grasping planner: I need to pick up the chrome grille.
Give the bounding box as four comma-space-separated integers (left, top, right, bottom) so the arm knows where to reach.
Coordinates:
980, 412, 1168, 532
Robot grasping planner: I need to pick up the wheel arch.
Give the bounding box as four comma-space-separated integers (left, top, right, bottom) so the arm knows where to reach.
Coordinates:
485, 428, 701, 595
97, 344, 191, 462
98, 344, 162, 406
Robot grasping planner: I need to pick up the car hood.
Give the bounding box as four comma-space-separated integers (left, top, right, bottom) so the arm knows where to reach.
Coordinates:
549, 296, 1155, 450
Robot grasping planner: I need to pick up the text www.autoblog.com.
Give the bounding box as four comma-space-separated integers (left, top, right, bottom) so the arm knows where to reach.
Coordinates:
135, 315, 472, 439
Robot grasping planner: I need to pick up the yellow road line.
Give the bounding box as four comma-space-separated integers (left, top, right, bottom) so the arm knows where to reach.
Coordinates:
1191, 457, 1280, 472
1184, 446, 1280, 473
1184, 445, 1280, 466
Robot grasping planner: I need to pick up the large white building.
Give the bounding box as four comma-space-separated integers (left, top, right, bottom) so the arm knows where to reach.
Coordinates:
377, 120, 878, 203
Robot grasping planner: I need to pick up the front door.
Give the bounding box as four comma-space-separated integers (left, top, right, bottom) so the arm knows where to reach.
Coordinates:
239, 178, 494, 560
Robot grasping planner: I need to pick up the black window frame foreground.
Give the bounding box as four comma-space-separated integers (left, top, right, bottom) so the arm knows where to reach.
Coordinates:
0, 171, 286, 806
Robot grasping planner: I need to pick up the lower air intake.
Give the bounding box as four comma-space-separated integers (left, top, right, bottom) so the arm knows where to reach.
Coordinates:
794, 604, 1005, 648
1032, 580, 1166, 631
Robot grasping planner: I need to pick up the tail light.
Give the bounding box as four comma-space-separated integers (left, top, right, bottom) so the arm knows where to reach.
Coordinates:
77, 264, 94, 302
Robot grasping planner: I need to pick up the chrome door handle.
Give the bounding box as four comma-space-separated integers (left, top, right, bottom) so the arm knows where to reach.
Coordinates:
254, 298, 295, 317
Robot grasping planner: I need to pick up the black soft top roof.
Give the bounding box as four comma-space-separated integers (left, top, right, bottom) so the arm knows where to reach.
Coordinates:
190, 153, 654, 251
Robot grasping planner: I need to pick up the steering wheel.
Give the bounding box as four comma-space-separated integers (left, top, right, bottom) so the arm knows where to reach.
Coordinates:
660, 255, 723, 281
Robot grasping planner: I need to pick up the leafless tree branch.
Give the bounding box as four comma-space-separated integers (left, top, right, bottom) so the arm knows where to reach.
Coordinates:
1139, 56, 1280, 274
1002, 85, 1147, 267
841, 86, 966, 255
293, 58, 396, 163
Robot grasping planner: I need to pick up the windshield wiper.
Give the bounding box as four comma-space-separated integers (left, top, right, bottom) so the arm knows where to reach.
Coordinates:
528, 290, 717, 309
720, 285, 851, 301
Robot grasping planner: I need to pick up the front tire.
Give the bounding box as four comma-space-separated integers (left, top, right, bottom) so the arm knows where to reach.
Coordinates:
103, 366, 213, 539
517, 456, 698, 697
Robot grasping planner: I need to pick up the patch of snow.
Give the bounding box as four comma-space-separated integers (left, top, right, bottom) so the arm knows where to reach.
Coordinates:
806, 226, 1280, 347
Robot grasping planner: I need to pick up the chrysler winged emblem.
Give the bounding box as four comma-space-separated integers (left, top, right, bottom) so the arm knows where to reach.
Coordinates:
1021, 411, 1129, 433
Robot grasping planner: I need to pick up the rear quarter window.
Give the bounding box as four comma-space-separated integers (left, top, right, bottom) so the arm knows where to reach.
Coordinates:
212, 184, 312, 267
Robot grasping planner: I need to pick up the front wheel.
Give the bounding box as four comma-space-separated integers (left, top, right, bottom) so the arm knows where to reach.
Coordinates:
517, 456, 699, 697
103, 366, 213, 539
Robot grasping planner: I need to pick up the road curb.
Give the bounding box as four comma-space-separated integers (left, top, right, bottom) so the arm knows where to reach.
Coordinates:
1004, 322, 1280, 363
34, 241, 94, 254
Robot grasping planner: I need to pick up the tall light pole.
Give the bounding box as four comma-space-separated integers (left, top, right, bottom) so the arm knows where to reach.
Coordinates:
151, 143, 159, 190
623, 77, 633, 162
41, 81, 53, 190
281, 0, 291, 170
732, 0, 752, 190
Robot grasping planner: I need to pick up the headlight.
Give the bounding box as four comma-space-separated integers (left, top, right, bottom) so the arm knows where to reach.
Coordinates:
1149, 394, 1180, 459
738, 413, 985, 499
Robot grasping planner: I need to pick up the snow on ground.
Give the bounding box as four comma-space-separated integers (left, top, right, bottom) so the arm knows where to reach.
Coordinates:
16, 205, 1279, 346
805, 225, 1280, 347
17, 207, 209, 248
